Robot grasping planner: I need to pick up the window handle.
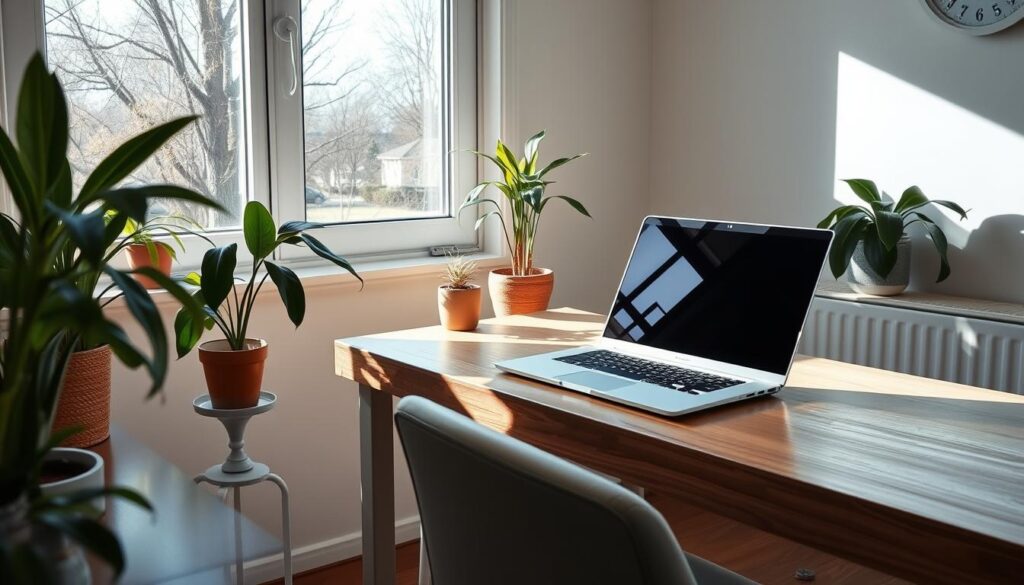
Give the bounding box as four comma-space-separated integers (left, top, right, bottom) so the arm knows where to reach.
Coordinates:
273, 16, 299, 96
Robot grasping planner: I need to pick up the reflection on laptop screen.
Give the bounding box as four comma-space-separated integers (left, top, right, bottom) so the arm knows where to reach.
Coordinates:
604, 218, 832, 375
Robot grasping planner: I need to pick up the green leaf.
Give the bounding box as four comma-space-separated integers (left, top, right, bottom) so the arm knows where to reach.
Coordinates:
474, 210, 501, 231
537, 154, 585, 178
79, 116, 197, 200
828, 214, 869, 278
16, 54, 67, 199
243, 201, 277, 260
894, 185, 928, 215
34, 486, 152, 514
35, 513, 126, 577
523, 130, 545, 165
265, 261, 305, 327
842, 178, 881, 204
277, 220, 321, 240
873, 209, 905, 250
930, 200, 969, 221
200, 244, 237, 311
173, 291, 210, 358
183, 271, 202, 286
817, 205, 867, 229
0, 126, 35, 221
862, 234, 898, 277
48, 205, 106, 265
296, 233, 363, 286
912, 213, 952, 282
540, 195, 591, 217
85, 184, 225, 219
104, 267, 167, 395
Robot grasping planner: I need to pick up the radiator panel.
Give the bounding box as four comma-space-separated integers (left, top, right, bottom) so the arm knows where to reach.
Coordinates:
799, 298, 1024, 394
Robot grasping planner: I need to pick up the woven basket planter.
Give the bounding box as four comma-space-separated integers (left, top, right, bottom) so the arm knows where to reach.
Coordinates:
53, 345, 112, 448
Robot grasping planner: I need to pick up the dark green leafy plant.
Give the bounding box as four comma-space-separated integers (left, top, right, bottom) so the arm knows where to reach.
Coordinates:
0, 54, 222, 580
459, 131, 590, 276
173, 201, 362, 355
818, 179, 968, 282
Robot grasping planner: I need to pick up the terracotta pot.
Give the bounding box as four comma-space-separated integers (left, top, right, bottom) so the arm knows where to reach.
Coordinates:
53, 345, 111, 448
124, 243, 173, 289
438, 285, 482, 331
488, 267, 554, 317
198, 339, 268, 409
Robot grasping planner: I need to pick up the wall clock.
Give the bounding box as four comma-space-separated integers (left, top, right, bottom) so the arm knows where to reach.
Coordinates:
919, 0, 1024, 34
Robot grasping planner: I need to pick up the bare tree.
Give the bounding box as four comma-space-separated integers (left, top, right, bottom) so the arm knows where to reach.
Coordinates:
46, 0, 243, 226
376, 0, 439, 143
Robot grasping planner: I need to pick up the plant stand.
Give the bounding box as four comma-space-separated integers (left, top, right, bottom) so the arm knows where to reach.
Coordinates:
192, 391, 292, 585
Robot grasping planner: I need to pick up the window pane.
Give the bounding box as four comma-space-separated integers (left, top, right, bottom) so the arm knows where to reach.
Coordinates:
301, 0, 445, 224
44, 0, 247, 228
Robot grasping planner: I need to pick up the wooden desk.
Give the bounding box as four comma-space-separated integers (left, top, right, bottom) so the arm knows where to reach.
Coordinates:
88, 427, 279, 584
334, 308, 1024, 585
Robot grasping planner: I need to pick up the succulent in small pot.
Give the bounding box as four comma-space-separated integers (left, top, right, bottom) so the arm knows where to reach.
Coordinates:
174, 201, 362, 409
819, 179, 968, 296
438, 255, 481, 331
118, 213, 211, 289
460, 130, 590, 316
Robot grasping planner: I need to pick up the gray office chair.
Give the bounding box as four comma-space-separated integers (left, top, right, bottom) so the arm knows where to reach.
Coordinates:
395, 396, 757, 585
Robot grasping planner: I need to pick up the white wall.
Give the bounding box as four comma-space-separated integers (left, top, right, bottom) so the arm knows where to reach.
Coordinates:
109, 0, 652, 572
650, 0, 1024, 303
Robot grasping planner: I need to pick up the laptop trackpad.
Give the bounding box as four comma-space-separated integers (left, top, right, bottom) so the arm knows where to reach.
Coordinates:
556, 371, 633, 392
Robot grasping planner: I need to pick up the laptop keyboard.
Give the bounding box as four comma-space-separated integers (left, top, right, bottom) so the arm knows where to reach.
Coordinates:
555, 350, 743, 394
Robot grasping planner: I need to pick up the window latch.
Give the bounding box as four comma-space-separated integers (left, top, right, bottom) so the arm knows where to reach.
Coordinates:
273, 16, 299, 97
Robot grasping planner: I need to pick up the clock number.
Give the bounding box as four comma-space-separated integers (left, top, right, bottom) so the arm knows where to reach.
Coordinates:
946, 0, 957, 8
961, 4, 970, 17
992, 3, 1002, 16
976, 7, 985, 20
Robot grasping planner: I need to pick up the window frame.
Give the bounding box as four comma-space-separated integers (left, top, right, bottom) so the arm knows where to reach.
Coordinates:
0, 0, 485, 271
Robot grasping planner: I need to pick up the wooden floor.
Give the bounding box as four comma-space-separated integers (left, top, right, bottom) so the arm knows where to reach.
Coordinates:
266, 492, 905, 585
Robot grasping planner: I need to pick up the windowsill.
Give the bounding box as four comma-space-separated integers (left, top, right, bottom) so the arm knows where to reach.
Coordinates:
102, 251, 509, 311
815, 279, 1024, 326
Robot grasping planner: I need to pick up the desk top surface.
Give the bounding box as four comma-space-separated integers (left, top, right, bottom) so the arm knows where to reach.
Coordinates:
336, 308, 1024, 557
89, 427, 279, 585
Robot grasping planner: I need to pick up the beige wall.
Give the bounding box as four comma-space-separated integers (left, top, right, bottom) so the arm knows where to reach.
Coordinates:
109, 0, 652, 571
650, 0, 1024, 302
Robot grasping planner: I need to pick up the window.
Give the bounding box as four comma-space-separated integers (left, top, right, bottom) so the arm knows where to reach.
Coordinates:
42, 0, 248, 230
1, 0, 479, 263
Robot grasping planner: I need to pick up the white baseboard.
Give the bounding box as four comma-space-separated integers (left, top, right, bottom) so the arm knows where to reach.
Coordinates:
245, 515, 421, 584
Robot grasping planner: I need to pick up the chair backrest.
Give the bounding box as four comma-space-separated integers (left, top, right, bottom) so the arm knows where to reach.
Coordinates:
395, 396, 699, 585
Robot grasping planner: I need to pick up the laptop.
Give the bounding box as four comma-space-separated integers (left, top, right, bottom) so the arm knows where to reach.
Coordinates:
496, 216, 833, 416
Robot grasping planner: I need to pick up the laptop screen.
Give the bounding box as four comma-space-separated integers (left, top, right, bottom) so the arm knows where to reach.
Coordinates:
603, 217, 832, 375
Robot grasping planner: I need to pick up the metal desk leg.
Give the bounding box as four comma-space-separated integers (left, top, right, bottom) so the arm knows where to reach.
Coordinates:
418, 526, 431, 585
267, 474, 293, 585
360, 385, 395, 585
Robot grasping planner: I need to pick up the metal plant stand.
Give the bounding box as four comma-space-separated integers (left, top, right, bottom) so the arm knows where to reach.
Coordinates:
193, 391, 292, 585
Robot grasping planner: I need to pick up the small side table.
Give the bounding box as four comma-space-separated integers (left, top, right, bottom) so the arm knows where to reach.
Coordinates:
193, 391, 293, 585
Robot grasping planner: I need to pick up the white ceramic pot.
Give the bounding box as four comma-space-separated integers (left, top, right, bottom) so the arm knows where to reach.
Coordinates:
846, 236, 911, 296
40, 448, 105, 514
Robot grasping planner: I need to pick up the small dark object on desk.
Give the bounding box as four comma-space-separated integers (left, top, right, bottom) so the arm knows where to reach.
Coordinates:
795, 568, 816, 581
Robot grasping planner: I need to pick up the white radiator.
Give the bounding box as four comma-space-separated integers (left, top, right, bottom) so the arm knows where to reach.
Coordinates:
799, 297, 1024, 395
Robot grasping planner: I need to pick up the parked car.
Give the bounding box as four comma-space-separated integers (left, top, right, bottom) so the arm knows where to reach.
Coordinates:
305, 187, 327, 205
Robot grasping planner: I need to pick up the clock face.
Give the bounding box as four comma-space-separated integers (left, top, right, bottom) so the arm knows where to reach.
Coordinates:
922, 0, 1024, 34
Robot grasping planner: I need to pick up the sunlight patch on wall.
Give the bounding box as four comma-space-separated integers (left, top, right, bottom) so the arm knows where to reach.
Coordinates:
834, 52, 1024, 249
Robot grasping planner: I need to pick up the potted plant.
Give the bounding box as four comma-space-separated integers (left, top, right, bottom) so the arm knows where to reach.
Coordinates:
460, 130, 590, 316
819, 179, 968, 296
52, 214, 210, 450
0, 54, 221, 580
118, 212, 211, 289
173, 201, 362, 409
438, 255, 481, 331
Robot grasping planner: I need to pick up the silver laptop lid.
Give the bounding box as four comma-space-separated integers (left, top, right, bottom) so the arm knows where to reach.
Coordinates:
602, 216, 832, 378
